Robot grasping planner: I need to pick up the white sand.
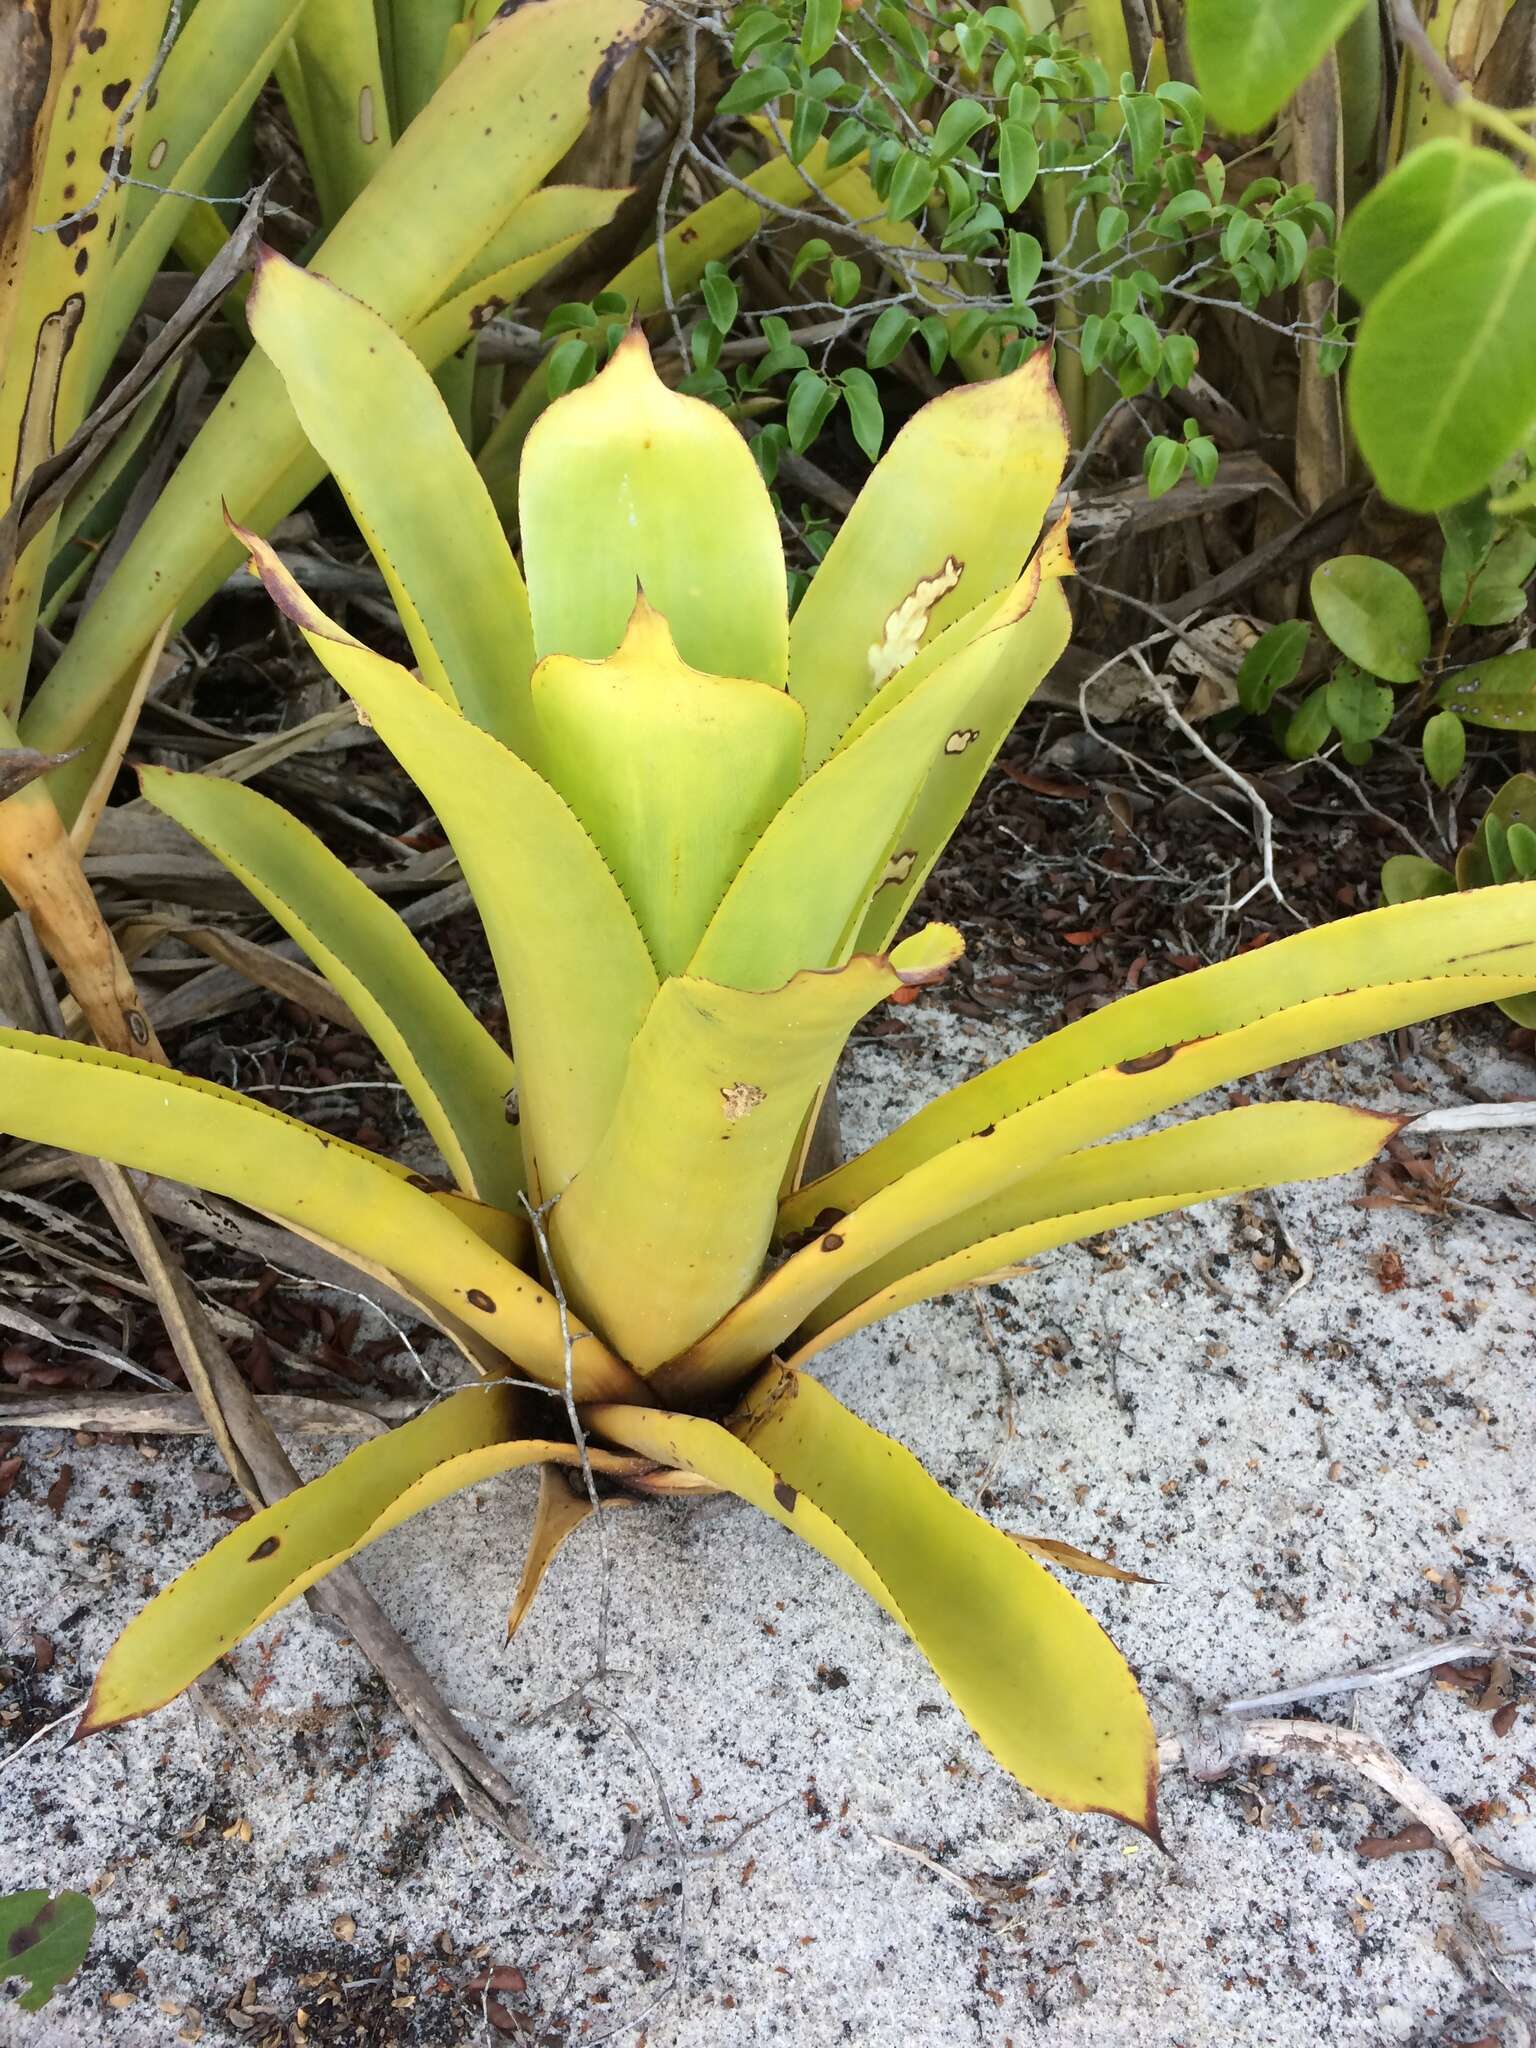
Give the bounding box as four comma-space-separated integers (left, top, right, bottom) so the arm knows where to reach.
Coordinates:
2, 998, 1533, 2044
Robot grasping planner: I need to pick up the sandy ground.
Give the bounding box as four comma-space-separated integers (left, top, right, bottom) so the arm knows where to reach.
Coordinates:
2, 995, 1534, 2046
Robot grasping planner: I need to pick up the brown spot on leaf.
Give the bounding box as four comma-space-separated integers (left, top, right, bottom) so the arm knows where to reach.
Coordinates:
1117, 1044, 1179, 1075
466, 1289, 496, 1313
721, 1081, 765, 1123
101, 79, 130, 110
820, 1231, 844, 1253
248, 1536, 280, 1562
773, 1478, 797, 1513
82, 27, 108, 54
944, 728, 980, 754
148, 137, 168, 170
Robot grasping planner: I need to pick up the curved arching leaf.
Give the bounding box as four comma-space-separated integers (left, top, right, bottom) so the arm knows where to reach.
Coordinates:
788, 349, 1068, 767
234, 526, 657, 1201
78, 1385, 643, 1733
248, 250, 537, 755
587, 1365, 1158, 1833
141, 764, 523, 1210
0, 1029, 636, 1399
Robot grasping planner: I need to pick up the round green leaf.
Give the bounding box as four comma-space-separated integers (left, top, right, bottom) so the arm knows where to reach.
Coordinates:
1380, 854, 1455, 905
1421, 708, 1467, 789
1349, 183, 1536, 513
1337, 140, 1518, 307
1325, 663, 1393, 744
1436, 649, 1536, 730
1188, 0, 1370, 133
0, 1891, 95, 2012
1310, 556, 1429, 682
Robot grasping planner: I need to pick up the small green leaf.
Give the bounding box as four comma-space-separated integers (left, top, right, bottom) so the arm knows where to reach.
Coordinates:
888, 150, 937, 222
1310, 556, 1429, 683
998, 119, 1040, 210
1324, 664, 1394, 745
1237, 619, 1309, 714
733, 8, 786, 64
1143, 435, 1188, 500
932, 98, 991, 163
790, 236, 832, 285
800, 0, 842, 63
1006, 229, 1043, 308
1381, 855, 1455, 905
1487, 816, 1515, 884
828, 256, 861, 306
717, 63, 791, 116
1284, 684, 1334, 759
839, 367, 885, 462
1436, 649, 1536, 729
866, 306, 918, 369
1120, 92, 1165, 177
0, 1890, 95, 2012
1097, 204, 1130, 253
1422, 709, 1466, 789
546, 335, 596, 398
1508, 821, 1536, 878
787, 368, 837, 452
700, 262, 738, 333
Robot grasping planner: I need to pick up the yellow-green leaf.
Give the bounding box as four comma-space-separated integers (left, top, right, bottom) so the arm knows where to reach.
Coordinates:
96, 0, 307, 387
852, 550, 1072, 956
532, 599, 805, 978
787, 1101, 1401, 1364
476, 140, 868, 518
784, 886, 1536, 1230
0, 1030, 637, 1399
247, 251, 537, 756
687, 609, 1034, 991
554, 926, 962, 1372
587, 1365, 1158, 1831
788, 350, 1069, 768
79, 1385, 639, 1733
23, 0, 658, 819
140, 764, 523, 1211
520, 329, 788, 686
235, 528, 657, 1200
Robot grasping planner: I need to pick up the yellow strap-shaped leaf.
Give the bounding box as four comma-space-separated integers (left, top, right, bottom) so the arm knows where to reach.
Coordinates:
787, 1101, 1401, 1365
277, 0, 392, 228
850, 552, 1072, 957
78, 1385, 639, 1733
0, 1030, 638, 1399
476, 140, 866, 519
532, 599, 805, 978
23, 0, 658, 818
785, 886, 1536, 1230
96, 0, 307, 388
519, 328, 788, 687
552, 926, 962, 1372
141, 764, 523, 1211
247, 251, 537, 756
686, 604, 1042, 991
586, 1365, 1158, 1832
235, 528, 657, 1200
788, 349, 1069, 769
417, 183, 630, 357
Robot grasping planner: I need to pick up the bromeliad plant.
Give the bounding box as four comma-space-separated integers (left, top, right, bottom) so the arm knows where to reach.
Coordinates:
7, 253, 1536, 1839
